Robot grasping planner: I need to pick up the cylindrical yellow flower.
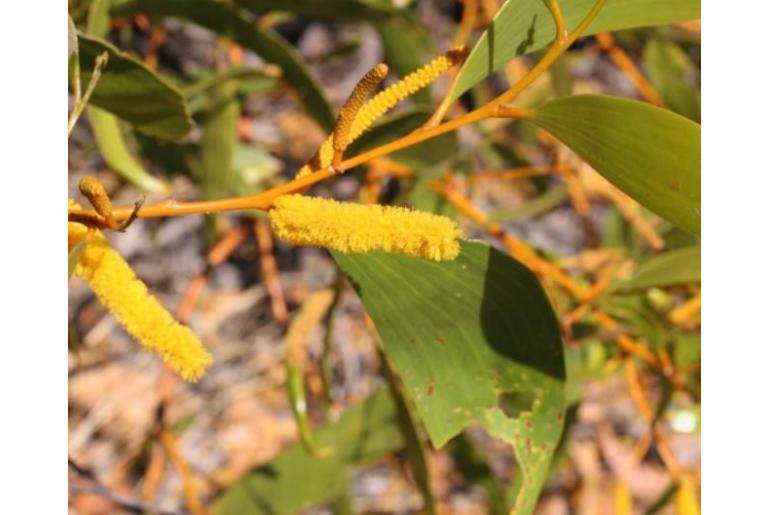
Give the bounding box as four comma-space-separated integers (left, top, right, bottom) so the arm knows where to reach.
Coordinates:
295, 47, 467, 179
268, 195, 461, 261
68, 202, 212, 381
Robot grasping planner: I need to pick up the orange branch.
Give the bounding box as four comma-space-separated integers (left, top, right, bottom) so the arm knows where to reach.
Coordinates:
595, 310, 660, 366
254, 219, 289, 327
159, 429, 207, 515
177, 225, 250, 323
595, 33, 664, 106
440, 183, 592, 300
71, 0, 609, 226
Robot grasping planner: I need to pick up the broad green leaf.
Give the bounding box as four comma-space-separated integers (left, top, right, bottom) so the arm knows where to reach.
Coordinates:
113, 0, 335, 131
334, 240, 565, 514
235, 0, 397, 20
529, 95, 700, 235
68, 239, 89, 282
214, 388, 404, 515
449, 0, 700, 101
643, 37, 700, 121
620, 246, 700, 290
86, 106, 171, 193
76, 35, 193, 139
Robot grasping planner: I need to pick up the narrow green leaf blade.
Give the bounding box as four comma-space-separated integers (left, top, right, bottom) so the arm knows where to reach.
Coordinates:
87, 106, 171, 193
68, 15, 78, 58
86, 0, 112, 37
198, 84, 239, 201
213, 388, 403, 515
449, 0, 700, 101
620, 245, 700, 290
529, 94, 700, 235
643, 37, 701, 121
76, 34, 193, 139
334, 240, 566, 514
113, 0, 335, 131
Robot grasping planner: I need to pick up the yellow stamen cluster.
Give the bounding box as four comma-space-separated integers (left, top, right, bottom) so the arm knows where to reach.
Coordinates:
268, 195, 461, 261
296, 47, 467, 179
68, 201, 212, 381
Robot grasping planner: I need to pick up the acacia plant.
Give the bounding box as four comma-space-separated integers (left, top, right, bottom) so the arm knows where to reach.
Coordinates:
69, 0, 700, 513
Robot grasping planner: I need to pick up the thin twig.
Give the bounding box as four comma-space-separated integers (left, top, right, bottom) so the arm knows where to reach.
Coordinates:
68, 51, 109, 136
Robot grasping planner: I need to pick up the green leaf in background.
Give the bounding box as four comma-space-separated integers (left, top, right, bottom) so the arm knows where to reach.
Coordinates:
68, 15, 78, 59
230, 143, 283, 197
86, 106, 171, 193
487, 184, 569, 224
449, 0, 700, 101
76, 34, 193, 139
382, 359, 437, 515
334, 240, 565, 514
184, 66, 279, 114
235, 0, 397, 20
68, 239, 89, 282
529, 95, 700, 235
82, 0, 170, 193
620, 245, 700, 290
643, 36, 701, 121
86, 0, 112, 38
113, 0, 335, 131
214, 387, 404, 515
600, 294, 666, 350
197, 83, 239, 201
447, 434, 509, 514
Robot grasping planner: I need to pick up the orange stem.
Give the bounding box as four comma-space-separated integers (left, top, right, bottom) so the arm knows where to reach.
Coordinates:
73, 0, 607, 225
159, 429, 207, 515
596, 33, 665, 106
254, 219, 289, 327
177, 225, 250, 323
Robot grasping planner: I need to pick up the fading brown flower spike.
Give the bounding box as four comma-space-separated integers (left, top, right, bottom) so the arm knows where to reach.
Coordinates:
79, 176, 113, 220
332, 63, 389, 168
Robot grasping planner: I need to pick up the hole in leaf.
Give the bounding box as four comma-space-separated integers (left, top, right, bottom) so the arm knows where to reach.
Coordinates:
497, 389, 537, 419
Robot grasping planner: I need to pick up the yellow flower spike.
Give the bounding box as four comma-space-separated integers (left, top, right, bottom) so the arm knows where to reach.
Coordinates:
350, 46, 467, 140
268, 194, 461, 261
295, 47, 468, 179
68, 201, 213, 381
